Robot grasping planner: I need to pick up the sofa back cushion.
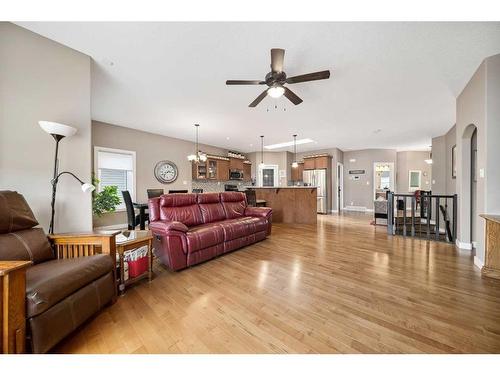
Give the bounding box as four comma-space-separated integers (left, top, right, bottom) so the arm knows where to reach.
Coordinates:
0, 228, 54, 264
198, 193, 226, 223
159, 193, 203, 227
0, 190, 38, 234
220, 192, 247, 219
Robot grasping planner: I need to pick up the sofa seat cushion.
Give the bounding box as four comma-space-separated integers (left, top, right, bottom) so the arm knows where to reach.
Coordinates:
218, 217, 268, 241
186, 223, 224, 253
25, 254, 113, 318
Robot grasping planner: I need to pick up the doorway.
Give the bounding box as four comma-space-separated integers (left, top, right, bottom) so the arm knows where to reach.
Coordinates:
373, 162, 395, 199
459, 124, 478, 248
336, 162, 344, 213
471, 128, 478, 247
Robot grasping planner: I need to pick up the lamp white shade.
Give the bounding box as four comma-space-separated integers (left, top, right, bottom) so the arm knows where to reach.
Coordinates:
39, 121, 77, 137
81, 183, 95, 193
291, 161, 299, 168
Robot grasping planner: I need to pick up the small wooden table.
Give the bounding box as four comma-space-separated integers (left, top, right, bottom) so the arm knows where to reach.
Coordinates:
115, 230, 153, 294
480, 214, 500, 280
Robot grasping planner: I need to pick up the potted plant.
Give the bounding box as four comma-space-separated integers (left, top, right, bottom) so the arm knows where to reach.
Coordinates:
92, 175, 121, 217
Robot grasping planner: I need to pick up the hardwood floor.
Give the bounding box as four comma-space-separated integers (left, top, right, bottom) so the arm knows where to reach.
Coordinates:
54, 213, 500, 353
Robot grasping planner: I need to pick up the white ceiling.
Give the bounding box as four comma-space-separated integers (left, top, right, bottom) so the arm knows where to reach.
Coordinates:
17, 22, 500, 153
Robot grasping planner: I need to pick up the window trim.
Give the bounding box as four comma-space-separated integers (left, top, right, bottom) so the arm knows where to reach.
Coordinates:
93, 146, 137, 210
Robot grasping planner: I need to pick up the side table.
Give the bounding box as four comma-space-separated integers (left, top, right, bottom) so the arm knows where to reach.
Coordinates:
115, 230, 153, 294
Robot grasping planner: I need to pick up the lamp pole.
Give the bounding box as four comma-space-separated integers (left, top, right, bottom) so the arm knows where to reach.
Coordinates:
49, 134, 64, 234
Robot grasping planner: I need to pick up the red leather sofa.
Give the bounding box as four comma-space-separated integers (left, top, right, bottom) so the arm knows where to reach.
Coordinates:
148, 192, 272, 271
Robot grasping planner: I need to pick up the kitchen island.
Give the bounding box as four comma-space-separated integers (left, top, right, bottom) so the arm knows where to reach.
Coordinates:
247, 187, 317, 224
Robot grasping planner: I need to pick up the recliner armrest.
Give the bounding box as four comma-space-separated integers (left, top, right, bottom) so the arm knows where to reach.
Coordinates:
149, 220, 189, 234
245, 206, 272, 219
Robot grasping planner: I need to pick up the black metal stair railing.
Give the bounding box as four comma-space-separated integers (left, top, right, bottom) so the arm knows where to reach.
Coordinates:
387, 191, 457, 243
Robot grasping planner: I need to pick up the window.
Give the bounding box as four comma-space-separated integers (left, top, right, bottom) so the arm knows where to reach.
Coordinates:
408, 170, 422, 192
94, 147, 136, 210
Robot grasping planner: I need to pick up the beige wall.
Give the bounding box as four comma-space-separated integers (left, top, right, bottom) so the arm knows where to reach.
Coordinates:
343, 149, 397, 210
0, 22, 92, 233
431, 124, 456, 195
396, 151, 432, 193
92, 121, 229, 227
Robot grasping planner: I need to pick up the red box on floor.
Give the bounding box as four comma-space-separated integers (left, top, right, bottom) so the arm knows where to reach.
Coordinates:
127, 256, 149, 278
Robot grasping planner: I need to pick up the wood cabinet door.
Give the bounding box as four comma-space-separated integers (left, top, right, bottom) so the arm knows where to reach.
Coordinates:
207, 159, 218, 179
303, 158, 315, 170
230, 158, 244, 171
217, 160, 229, 181
243, 163, 252, 181
315, 156, 329, 169
291, 165, 300, 181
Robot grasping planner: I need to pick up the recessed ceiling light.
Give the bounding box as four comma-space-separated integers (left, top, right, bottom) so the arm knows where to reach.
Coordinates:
226, 137, 230, 140
349, 158, 356, 163
249, 144, 253, 147
264, 138, 314, 150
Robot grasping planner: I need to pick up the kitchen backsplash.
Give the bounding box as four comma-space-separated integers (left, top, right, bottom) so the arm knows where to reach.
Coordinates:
192, 180, 253, 193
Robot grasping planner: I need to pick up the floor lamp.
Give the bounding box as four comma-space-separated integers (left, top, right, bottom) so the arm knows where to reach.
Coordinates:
39, 121, 95, 234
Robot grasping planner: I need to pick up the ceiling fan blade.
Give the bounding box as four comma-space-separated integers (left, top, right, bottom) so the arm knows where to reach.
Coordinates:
271, 48, 285, 72
226, 80, 265, 85
283, 87, 303, 105
286, 70, 331, 84
249, 90, 268, 107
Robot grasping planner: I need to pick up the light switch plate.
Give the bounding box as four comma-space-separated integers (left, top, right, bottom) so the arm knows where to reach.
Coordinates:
479, 168, 485, 178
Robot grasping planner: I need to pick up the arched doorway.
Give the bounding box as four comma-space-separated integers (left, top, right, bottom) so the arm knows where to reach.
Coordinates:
459, 124, 478, 248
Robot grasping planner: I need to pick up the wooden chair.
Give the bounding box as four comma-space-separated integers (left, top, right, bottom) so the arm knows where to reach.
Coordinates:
147, 188, 164, 199
245, 189, 267, 207
122, 190, 148, 230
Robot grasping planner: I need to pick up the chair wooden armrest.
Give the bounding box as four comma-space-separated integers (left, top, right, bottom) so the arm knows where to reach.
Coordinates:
47, 230, 120, 262
0, 260, 32, 354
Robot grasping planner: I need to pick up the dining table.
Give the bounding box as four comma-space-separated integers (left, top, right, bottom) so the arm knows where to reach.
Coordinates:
132, 202, 149, 230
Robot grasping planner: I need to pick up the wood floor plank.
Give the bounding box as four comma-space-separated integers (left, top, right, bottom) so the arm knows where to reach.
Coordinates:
53, 213, 500, 353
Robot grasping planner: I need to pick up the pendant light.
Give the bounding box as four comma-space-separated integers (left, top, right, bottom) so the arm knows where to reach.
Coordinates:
291, 134, 299, 168
187, 124, 207, 163
259, 135, 265, 168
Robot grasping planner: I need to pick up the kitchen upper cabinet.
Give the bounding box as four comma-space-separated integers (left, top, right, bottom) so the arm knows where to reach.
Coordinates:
303, 158, 316, 170
217, 159, 230, 181
229, 157, 244, 171
315, 156, 329, 169
243, 162, 252, 182
303, 156, 329, 170
192, 161, 207, 180
291, 162, 304, 181
207, 159, 218, 179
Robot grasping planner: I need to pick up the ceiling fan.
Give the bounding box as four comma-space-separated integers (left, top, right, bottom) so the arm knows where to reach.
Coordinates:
226, 48, 331, 107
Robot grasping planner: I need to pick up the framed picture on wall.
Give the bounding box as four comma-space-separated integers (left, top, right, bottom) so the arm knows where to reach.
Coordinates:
452, 145, 457, 179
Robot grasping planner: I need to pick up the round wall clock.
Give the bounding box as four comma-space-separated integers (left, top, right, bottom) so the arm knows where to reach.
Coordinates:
154, 160, 178, 184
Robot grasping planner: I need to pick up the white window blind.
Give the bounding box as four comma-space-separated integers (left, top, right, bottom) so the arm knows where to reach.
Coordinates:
95, 148, 135, 209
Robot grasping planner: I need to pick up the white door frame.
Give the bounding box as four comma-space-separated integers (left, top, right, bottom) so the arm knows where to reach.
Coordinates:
373, 162, 395, 199
336, 162, 344, 213
257, 164, 279, 187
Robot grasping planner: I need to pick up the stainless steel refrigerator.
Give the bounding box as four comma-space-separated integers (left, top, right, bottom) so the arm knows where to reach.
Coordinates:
303, 169, 327, 214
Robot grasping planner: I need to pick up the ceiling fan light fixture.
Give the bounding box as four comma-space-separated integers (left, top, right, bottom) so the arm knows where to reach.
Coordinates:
267, 86, 285, 98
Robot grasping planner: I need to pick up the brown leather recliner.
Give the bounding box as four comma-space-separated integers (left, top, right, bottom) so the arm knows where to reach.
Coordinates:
0, 191, 117, 353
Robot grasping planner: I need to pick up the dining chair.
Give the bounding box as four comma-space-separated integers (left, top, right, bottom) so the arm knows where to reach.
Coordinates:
122, 190, 149, 230
168, 189, 188, 194
244, 189, 267, 207
147, 188, 164, 199
192, 188, 203, 193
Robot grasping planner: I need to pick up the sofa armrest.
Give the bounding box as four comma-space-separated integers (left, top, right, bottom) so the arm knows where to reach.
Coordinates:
245, 206, 273, 219
0, 260, 32, 354
149, 220, 189, 234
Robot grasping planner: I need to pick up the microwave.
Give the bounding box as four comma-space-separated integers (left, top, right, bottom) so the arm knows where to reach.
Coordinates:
229, 170, 244, 180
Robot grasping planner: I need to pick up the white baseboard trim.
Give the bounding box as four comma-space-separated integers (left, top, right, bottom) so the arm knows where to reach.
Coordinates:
473, 256, 484, 270
344, 206, 374, 213
455, 238, 473, 250
93, 223, 128, 230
